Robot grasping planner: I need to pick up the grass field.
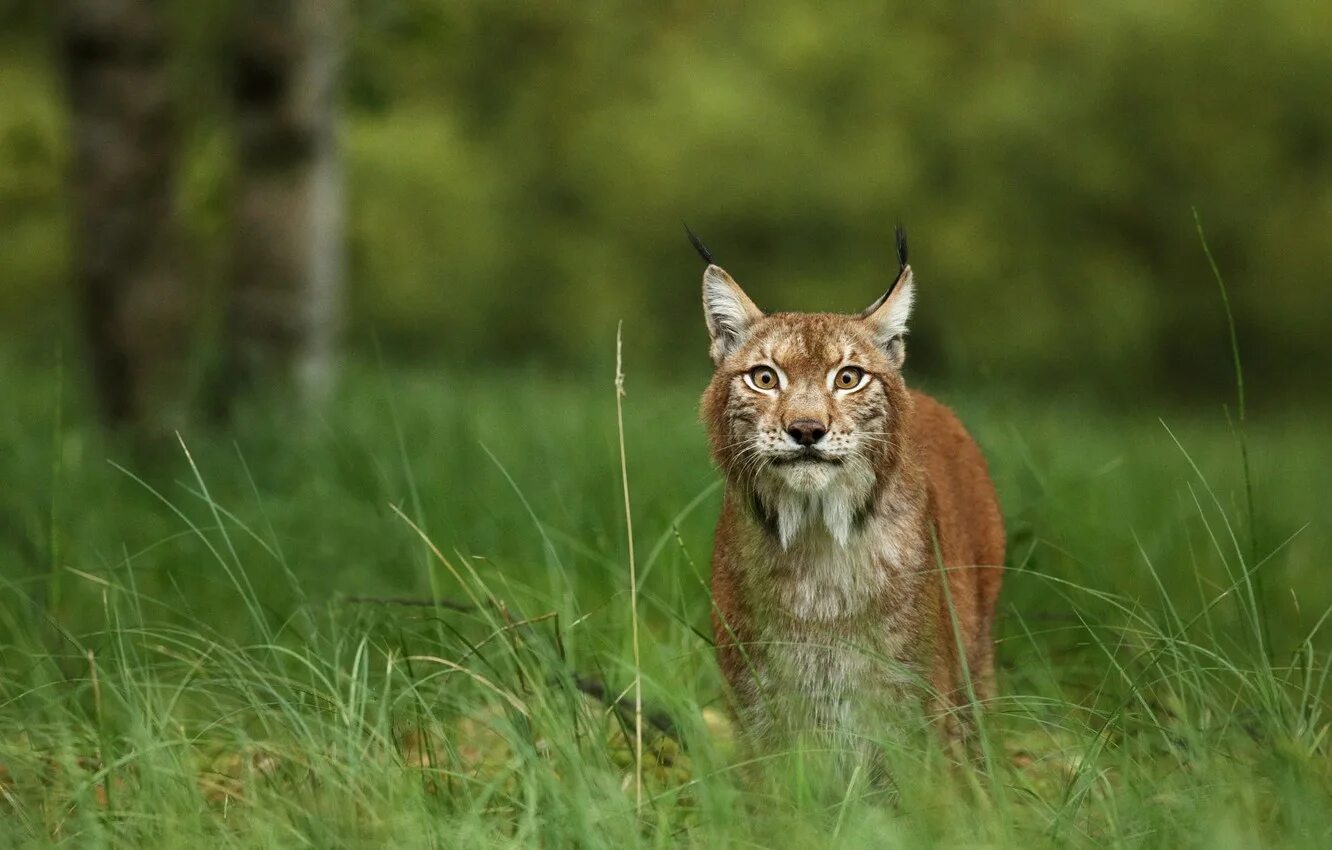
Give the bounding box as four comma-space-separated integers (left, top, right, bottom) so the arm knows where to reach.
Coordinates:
1, 352, 1330, 848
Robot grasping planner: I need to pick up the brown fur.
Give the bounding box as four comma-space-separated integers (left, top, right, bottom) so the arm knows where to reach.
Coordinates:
699, 263, 1004, 747
910, 391, 1006, 716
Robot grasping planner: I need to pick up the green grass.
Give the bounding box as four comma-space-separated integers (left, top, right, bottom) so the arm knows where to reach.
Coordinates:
1, 353, 1330, 848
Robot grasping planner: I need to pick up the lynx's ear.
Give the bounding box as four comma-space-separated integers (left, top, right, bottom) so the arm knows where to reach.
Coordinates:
703, 264, 763, 364
860, 226, 914, 368
860, 265, 914, 367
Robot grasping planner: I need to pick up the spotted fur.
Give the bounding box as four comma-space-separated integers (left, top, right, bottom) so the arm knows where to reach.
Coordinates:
699, 254, 1005, 749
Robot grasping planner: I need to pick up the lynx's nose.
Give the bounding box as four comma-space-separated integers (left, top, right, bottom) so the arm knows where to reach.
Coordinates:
786, 420, 827, 446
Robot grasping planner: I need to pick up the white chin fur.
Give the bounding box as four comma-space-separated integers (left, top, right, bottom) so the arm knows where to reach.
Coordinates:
776, 462, 838, 493
760, 460, 874, 550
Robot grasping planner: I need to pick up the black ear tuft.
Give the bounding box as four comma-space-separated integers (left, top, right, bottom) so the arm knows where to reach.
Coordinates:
895, 223, 908, 276
683, 221, 715, 265
859, 223, 911, 318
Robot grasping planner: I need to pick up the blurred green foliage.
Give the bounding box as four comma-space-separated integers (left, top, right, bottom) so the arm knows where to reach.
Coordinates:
1, 0, 1329, 401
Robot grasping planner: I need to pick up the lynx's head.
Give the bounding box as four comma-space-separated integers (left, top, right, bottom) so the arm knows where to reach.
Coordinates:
698, 228, 917, 547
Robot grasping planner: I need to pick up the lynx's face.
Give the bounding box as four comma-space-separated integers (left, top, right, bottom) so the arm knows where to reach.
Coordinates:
705, 314, 905, 491
698, 245, 917, 546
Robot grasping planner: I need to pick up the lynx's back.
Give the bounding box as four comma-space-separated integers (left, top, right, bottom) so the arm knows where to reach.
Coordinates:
908, 389, 1005, 702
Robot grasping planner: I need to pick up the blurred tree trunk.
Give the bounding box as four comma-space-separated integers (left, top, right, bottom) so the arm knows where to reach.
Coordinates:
57, 0, 190, 430
220, 0, 343, 414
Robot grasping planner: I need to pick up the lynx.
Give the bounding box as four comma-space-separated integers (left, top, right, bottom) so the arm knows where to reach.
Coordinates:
696, 227, 1004, 751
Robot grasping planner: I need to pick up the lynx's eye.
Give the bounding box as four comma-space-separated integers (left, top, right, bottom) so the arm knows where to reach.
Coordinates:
746, 365, 779, 391
834, 366, 866, 390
